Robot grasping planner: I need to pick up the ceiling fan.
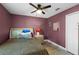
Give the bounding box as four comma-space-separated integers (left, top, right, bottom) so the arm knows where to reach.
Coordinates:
29, 3, 51, 14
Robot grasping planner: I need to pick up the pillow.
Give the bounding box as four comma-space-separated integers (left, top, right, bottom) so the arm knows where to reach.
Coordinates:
22, 29, 30, 33
19, 32, 32, 39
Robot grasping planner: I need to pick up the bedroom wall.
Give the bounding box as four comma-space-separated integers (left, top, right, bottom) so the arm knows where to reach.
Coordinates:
11, 15, 47, 36
46, 4, 79, 47
0, 4, 11, 44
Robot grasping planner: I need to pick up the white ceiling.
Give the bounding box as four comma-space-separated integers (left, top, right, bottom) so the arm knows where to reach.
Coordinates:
1, 3, 78, 18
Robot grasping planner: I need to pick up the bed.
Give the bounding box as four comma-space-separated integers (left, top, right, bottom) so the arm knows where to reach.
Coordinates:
0, 28, 48, 55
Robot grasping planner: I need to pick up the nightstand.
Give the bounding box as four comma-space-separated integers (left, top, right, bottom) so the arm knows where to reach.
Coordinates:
34, 35, 44, 45
34, 35, 44, 39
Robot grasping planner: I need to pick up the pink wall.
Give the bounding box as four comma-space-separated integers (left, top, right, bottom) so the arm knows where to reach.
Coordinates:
11, 15, 47, 35
0, 4, 11, 44
46, 5, 79, 47
0, 3, 79, 46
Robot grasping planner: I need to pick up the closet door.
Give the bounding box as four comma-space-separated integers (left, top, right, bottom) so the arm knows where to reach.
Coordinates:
66, 11, 79, 55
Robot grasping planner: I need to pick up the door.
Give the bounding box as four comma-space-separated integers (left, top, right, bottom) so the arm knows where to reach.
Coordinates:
66, 11, 79, 55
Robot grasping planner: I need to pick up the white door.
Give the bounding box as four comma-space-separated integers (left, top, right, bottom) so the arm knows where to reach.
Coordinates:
66, 11, 79, 55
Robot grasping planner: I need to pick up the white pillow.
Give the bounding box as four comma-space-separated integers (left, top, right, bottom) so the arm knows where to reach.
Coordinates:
19, 32, 32, 38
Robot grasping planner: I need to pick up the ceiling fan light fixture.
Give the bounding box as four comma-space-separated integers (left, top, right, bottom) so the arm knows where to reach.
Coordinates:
36, 9, 42, 14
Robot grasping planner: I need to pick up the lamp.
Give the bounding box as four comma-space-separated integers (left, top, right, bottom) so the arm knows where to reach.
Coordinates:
35, 28, 41, 35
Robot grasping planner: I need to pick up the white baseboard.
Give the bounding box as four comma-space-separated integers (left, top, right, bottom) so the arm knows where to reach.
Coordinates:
44, 40, 67, 51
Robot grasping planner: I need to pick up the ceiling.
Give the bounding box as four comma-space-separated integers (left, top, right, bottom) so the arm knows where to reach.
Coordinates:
1, 3, 78, 18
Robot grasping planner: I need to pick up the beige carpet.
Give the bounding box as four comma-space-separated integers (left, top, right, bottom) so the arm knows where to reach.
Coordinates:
43, 41, 72, 55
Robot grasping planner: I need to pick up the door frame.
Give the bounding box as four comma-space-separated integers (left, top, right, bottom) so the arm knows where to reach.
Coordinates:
65, 11, 79, 54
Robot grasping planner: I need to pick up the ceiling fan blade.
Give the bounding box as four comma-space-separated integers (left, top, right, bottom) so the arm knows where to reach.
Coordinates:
42, 5, 51, 9
42, 11, 45, 14
31, 10, 38, 13
29, 3, 38, 9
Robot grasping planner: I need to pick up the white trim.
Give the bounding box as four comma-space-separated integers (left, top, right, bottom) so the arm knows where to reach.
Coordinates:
44, 40, 67, 51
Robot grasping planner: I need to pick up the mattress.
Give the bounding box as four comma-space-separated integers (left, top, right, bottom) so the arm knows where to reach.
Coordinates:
0, 38, 44, 55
